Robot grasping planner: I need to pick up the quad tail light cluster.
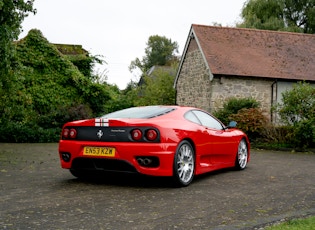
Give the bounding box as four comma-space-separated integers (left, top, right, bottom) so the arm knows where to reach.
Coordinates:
62, 128, 77, 139
131, 128, 158, 141
62, 127, 159, 142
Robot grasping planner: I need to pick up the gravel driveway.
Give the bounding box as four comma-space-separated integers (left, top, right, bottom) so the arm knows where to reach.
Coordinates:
0, 143, 314, 230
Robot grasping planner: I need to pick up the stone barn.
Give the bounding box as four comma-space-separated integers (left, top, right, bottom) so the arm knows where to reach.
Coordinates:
174, 24, 315, 122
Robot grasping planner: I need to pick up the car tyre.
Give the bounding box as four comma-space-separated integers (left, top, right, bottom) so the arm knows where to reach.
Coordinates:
173, 140, 195, 187
70, 169, 88, 178
235, 138, 248, 170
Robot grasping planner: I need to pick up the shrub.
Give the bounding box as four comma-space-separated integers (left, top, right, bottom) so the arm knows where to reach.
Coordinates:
229, 108, 268, 141
258, 125, 295, 149
278, 82, 315, 124
276, 82, 315, 149
0, 122, 60, 143
292, 118, 315, 149
213, 97, 259, 125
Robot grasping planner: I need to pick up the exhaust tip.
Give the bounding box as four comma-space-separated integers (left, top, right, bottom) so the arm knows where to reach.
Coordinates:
61, 152, 71, 162
136, 156, 159, 168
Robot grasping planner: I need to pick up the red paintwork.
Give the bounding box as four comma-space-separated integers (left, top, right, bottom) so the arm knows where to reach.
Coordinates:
58, 106, 250, 177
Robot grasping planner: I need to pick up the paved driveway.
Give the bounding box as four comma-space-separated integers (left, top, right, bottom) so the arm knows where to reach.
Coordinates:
0, 143, 314, 230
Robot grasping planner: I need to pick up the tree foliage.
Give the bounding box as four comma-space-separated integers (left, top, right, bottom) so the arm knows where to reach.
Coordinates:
128, 35, 179, 108
0, 24, 180, 142
136, 66, 176, 106
239, 0, 315, 33
0, 0, 36, 82
276, 82, 315, 148
278, 82, 315, 124
101, 82, 137, 114
0, 29, 111, 142
129, 35, 179, 74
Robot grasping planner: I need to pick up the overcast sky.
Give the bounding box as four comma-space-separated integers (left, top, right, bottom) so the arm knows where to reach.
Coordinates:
20, 0, 246, 89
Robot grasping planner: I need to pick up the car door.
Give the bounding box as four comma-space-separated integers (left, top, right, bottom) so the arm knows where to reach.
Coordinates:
192, 110, 236, 166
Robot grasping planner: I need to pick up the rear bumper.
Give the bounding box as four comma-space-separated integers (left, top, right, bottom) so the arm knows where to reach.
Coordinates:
58, 140, 177, 176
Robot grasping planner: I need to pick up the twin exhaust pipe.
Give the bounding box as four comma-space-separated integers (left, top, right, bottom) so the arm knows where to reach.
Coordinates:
137, 157, 153, 166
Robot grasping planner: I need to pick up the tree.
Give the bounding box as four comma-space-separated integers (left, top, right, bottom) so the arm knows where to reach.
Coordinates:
103, 81, 138, 113
0, 0, 36, 141
129, 35, 179, 74
238, 0, 315, 33
0, 0, 36, 83
277, 82, 315, 148
135, 66, 176, 106
278, 82, 315, 124
55, 44, 107, 82
0, 29, 112, 142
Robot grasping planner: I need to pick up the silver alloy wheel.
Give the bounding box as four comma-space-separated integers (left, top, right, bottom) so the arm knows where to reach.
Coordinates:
175, 141, 195, 185
237, 139, 248, 169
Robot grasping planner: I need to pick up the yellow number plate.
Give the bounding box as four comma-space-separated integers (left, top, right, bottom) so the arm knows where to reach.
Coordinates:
83, 147, 115, 157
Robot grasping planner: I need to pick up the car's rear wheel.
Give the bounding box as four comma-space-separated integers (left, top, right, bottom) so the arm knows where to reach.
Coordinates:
69, 169, 90, 178
235, 138, 248, 170
173, 140, 195, 187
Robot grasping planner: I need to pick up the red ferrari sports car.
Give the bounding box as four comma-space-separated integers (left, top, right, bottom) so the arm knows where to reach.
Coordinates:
58, 105, 250, 186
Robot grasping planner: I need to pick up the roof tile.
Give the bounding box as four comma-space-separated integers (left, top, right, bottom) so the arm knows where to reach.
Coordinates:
192, 24, 315, 81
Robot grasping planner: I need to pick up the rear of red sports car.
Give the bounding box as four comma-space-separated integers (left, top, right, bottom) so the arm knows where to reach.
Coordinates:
58, 105, 250, 186
58, 106, 185, 177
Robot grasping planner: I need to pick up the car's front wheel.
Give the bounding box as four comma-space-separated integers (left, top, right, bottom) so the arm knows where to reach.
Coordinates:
173, 140, 195, 187
235, 138, 248, 170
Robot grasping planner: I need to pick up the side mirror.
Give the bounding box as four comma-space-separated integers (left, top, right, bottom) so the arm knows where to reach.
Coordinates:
227, 121, 237, 128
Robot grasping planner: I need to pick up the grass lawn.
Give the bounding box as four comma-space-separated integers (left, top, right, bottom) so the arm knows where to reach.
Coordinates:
266, 216, 315, 230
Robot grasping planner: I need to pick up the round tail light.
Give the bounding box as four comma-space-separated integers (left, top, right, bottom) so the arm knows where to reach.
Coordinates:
62, 128, 69, 138
146, 129, 158, 141
69, 128, 77, 139
131, 129, 142, 141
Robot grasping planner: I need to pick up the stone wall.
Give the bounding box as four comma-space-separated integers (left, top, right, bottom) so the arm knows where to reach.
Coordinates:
176, 40, 274, 116
210, 76, 274, 115
176, 39, 212, 111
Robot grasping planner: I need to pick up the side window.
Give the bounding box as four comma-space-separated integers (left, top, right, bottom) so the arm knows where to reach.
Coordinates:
192, 110, 223, 130
184, 111, 201, 125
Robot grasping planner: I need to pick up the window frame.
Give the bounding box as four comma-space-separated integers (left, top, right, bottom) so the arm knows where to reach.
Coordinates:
184, 110, 225, 130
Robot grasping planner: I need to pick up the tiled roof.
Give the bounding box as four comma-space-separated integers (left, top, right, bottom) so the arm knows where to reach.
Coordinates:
192, 24, 315, 81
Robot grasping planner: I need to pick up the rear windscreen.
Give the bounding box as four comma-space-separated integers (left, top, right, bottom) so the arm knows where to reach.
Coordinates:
101, 106, 175, 119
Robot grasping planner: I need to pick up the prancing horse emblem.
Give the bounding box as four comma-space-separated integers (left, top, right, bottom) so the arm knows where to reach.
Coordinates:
97, 130, 103, 139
